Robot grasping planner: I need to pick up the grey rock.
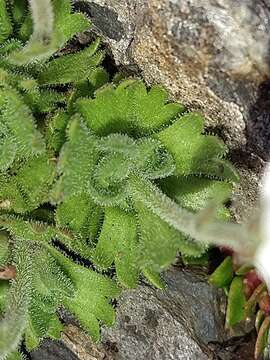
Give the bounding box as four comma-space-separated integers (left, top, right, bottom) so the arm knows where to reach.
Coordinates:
30, 339, 79, 360
101, 268, 222, 360
61, 267, 230, 360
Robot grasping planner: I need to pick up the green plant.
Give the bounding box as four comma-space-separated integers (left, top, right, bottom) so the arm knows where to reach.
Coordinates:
210, 255, 270, 360
208, 162, 270, 360
0, 1, 240, 359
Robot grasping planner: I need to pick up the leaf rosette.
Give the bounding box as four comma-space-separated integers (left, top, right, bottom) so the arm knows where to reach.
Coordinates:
0, 1, 239, 358
52, 80, 237, 288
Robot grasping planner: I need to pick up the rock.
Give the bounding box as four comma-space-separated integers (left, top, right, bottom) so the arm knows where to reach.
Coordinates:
30, 339, 79, 360
61, 267, 232, 359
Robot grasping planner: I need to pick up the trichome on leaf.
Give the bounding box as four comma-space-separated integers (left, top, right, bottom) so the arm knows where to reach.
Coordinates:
0, 1, 240, 359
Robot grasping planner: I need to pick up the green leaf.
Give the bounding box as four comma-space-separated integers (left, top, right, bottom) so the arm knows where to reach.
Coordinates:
0, 239, 32, 358
32, 250, 74, 299
0, 39, 22, 57
77, 80, 184, 136
142, 268, 165, 289
13, 155, 55, 205
9, 0, 90, 64
94, 153, 131, 190
56, 194, 102, 241
94, 207, 139, 288
52, 0, 90, 44
0, 87, 45, 160
24, 249, 73, 351
24, 318, 41, 351
0, 281, 9, 312
181, 253, 209, 266
6, 351, 25, 360
18, 12, 32, 42
2, 216, 86, 266
0, 137, 16, 172
226, 276, 246, 327
209, 256, 234, 288
88, 67, 109, 90
97, 133, 137, 156
0, 155, 55, 212
90, 152, 131, 208
48, 246, 121, 342
47, 315, 64, 340
67, 67, 109, 112
128, 175, 208, 254
235, 264, 254, 276
23, 88, 66, 114
128, 174, 244, 254
155, 113, 238, 181
55, 194, 102, 258
0, 0, 12, 44
54, 227, 93, 259
135, 138, 175, 179
25, 297, 64, 351
134, 198, 204, 273
0, 231, 10, 266
11, 0, 28, 27
51, 115, 98, 202
0, 215, 54, 243
38, 40, 103, 85
46, 111, 69, 153
160, 175, 232, 218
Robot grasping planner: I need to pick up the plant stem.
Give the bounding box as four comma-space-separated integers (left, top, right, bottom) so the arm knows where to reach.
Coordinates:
29, 0, 54, 43
129, 175, 257, 257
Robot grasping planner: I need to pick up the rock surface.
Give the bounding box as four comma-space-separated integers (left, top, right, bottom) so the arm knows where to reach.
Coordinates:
55, 268, 228, 359
30, 339, 79, 360
99, 268, 225, 359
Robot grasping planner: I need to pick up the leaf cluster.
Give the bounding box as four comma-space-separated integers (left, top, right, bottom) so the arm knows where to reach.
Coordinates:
210, 257, 270, 360
0, 1, 238, 359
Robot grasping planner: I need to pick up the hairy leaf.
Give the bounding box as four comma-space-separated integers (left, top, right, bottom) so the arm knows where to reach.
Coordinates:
160, 175, 232, 218
0, 0, 12, 45
51, 115, 98, 202
56, 193, 102, 241
94, 207, 139, 288
49, 246, 121, 342
0, 239, 32, 360
46, 111, 69, 153
0, 3, 240, 354
38, 40, 103, 85
155, 113, 239, 181
0, 87, 45, 160
77, 80, 184, 135
135, 198, 204, 272
0, 155, 55, 212
9, 0, 90, 64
